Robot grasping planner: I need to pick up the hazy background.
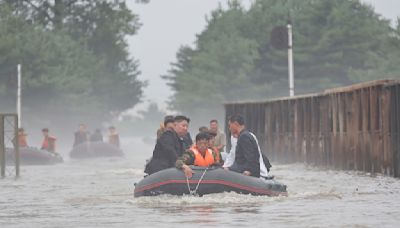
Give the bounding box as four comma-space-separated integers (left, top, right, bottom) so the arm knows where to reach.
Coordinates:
1, 4, 400, 227
1, 0, 400, 149
127, 0, 400, 112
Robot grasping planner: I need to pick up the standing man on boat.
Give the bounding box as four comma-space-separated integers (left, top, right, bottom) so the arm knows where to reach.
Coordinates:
90, 129, 103, 142
41, 128, 57, 154
223, 133, 238, 168
209, 119, 226, 153
176, 132, 221, 178
73, 124, 89, 147
226, 115, 271, 178
108, 126, 120, 148
145, 115, 190, 175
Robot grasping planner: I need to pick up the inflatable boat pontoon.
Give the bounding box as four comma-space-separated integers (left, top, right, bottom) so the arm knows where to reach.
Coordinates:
6, 147, 63, 165
134, 166, 287, 197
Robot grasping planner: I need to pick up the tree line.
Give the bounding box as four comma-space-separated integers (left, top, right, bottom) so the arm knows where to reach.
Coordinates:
164, 0, 400, 117
0, 0, 145, 127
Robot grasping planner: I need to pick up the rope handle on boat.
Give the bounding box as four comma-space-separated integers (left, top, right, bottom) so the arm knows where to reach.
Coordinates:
186, 166, 208, 196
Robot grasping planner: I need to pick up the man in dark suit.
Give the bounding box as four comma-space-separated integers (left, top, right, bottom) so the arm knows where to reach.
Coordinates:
145, 115, 190, 175
226, 115, 271, 178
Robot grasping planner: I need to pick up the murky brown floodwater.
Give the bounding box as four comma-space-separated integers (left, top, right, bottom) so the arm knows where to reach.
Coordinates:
1, 137, 399, 228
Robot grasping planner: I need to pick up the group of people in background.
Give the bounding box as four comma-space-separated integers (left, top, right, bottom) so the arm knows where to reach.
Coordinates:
18, 127, 57, 154
16, 123, 121, 154
145, 114, 272, 179
72, 124, 120, 148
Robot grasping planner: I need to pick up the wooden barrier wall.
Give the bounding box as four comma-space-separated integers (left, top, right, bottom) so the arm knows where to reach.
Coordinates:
225, 80, 400, 177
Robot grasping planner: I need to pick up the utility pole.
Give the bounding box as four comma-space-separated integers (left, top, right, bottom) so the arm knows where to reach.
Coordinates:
17, 64, 21, 128
287, 13, 294, 97
16, 0, 22, 127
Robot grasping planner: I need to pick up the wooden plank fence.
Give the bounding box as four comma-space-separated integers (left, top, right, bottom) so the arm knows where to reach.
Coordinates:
225, 80, 400, 177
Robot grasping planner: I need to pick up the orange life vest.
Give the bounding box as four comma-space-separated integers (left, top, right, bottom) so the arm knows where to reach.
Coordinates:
210, 146, 221, 162
191, 145, 215, 167
42, 136, 56, 152
18, 134, 28, 147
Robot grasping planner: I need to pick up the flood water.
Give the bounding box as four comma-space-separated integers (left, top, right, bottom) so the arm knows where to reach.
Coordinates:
1, 137, 399, 228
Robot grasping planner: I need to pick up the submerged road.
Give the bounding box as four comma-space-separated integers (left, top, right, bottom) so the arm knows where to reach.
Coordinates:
0, 137, 399, 227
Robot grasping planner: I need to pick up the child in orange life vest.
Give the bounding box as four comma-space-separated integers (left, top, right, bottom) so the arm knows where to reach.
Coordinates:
41, 128, 57, 153
176, 132, 221, 178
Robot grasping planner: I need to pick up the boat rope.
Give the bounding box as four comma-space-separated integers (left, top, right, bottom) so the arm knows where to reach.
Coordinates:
186, 167, 208, 196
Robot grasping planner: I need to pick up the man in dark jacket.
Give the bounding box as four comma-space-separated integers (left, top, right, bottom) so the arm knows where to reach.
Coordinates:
90, 129, 103, 142
145, 115, 190, 175
226, 115, 271, 178
73, 124, 88, 147
180, 132, 193, 150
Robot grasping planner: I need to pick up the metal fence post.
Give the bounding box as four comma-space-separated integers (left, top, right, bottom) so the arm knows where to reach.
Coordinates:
0, 115, 5, 178
14, 115, 19, 177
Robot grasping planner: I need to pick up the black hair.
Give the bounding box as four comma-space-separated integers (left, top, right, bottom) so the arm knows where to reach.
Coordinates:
229, 114, 245, 125
210, 119, 218, 124
42, 128, 49, 132
198, 126, 208, 132
195, 132, 210, 142
207, 130, 217, 137
164, 115, 175, 126
174, 115, 190, 123
164, 115, 174, 120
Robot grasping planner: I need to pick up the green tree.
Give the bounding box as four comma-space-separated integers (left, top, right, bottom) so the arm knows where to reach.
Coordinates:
0, 1, 145, 126
348, 17, 400, 81
290, 0, 395, 92
164, 0, 400, 118
163, 1, 260, 119
0, 5, 97, 119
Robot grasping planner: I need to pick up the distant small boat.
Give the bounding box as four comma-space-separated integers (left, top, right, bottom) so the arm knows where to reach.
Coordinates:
134, 166, 287, 197
69, 141, 124, 159
6, 147, 63, 165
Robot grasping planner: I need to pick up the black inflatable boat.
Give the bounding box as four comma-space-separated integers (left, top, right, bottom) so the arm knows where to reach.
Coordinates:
134, 166, 287, 197
69, 142, 124, 159
6, 147, 63, 165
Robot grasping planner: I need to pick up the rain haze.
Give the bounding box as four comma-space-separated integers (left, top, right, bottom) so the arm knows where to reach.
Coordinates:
127, 0, 400, 111
1, 1, 400, 228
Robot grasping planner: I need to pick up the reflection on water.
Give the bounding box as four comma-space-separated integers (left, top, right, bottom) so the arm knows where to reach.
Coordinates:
0, 137, 399, 227
232, 206, 261, 214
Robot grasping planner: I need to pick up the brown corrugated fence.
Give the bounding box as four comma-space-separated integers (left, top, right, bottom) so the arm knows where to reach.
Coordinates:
225, 80, 400, 177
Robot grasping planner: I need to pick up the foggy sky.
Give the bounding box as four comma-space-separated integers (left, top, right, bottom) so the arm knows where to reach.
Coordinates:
127, 0, 400, 113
